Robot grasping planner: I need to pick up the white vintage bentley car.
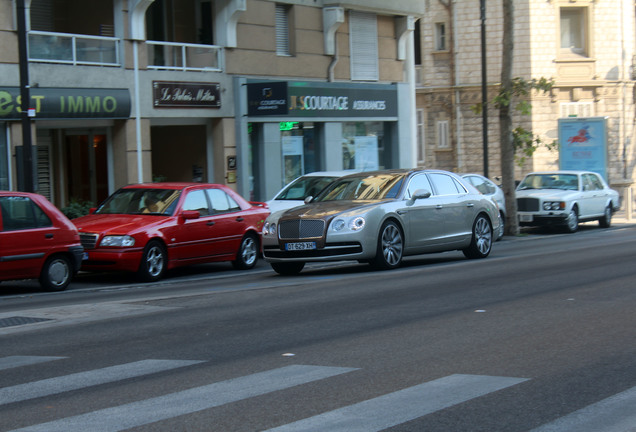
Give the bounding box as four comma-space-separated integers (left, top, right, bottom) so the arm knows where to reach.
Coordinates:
262, 169, 501, 275
516, 170, 620, 233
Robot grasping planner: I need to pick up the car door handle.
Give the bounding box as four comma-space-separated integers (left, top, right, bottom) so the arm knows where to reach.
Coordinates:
206, 221, 216, 226
235, 217, 244, 222
45, 233, 54, 239
466, 203, 475, 207
436, 205, 443, 210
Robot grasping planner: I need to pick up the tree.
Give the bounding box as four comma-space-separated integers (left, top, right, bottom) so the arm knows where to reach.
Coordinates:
485, 0, 555, 235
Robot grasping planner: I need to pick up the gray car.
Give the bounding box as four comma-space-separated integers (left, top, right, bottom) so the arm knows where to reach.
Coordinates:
262, 169, 501, 275
461, 174, 506, 240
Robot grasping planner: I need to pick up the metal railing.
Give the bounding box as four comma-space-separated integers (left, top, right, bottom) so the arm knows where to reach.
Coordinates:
28, 31, 120, 67
146, 40, 223, 72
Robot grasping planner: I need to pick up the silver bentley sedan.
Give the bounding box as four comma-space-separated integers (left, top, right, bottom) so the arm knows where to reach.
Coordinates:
262, 169, 501, 275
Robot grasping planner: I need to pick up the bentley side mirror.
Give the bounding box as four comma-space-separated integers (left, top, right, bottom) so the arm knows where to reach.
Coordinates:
304, 196, 313, 204
406, 189, 431, 206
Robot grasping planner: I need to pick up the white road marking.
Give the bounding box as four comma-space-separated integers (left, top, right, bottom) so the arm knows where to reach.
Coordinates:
8, 364, 357, 432
265, 374, 529, 432
0, 355, 65, 371
530, 385, 636, 432
0, 359, 203, 405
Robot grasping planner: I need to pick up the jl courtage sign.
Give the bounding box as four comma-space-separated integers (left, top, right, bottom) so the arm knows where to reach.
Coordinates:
0, 87, 131, 120
247, 81, 397, 118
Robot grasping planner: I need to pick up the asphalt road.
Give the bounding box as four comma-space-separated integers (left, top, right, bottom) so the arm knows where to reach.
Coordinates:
1, 222, 636, 431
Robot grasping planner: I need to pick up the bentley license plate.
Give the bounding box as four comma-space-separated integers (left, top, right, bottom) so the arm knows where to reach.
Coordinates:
285, 242, 316, 251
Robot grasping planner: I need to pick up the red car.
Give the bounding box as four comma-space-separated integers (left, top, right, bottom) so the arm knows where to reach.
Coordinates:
0, 191, 83, 291
73, 183, 269, 281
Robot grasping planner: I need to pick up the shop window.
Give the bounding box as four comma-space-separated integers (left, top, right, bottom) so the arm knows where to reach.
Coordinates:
342, 122, 385, 171
281, 122, 316, 185
349, 11, 379, 81
276, 4, 292, 56
560, 7, 588, 57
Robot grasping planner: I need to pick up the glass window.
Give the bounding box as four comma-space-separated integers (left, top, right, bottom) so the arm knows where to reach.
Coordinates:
207, 189, 240, 213
342, 122, 384, 170
315, 173, 404, 201
182, 190, 210, 216
466, 175, 495, 195
429, 173, 465, 195
281, 122, 316, 186
435, 22, 446, 51
405, 174, 433, 199
0, 196, 51, 231
560, 7, 587, 57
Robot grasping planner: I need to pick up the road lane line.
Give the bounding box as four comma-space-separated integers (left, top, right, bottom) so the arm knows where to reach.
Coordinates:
0, 356, 65, 371
8, 364, 357, 432
265, 374, 529, 432
530, 385, 636, 432
0, 359, 203, 405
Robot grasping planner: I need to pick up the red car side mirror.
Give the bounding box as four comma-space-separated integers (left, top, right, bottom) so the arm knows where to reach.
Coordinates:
180, 210, 200, 220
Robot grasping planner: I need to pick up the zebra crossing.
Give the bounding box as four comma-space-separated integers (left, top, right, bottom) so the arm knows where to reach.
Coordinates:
1, 355, 635, 431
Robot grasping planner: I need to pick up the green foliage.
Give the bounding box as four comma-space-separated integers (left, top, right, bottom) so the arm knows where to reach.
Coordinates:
473, 77, 559, 166
61, 198, 94, 219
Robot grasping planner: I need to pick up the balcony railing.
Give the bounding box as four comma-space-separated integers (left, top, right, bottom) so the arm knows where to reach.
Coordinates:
28, 31, 120, 67
146, 41, 223, 72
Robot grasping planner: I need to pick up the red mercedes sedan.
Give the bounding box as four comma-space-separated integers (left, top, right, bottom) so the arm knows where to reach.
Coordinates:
73, 183, 269, 282
1, 191, 83, 291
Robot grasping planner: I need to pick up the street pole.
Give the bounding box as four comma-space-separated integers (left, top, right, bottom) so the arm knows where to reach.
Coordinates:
17, 0, 34, 192
480, 0, 489, 178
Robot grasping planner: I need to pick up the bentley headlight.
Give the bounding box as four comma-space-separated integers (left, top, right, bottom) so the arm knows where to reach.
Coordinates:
543, 201, 565, 211
332, 219, 346, 232
100, 235, 135, 247
263, 221, 276, 236
349, 217, 366, 231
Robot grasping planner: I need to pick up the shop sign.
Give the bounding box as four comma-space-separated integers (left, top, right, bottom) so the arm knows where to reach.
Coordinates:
153, 81, 221, 108
247, 82, 288, 116
247, 81, 397, 118
0, 87, 130, 120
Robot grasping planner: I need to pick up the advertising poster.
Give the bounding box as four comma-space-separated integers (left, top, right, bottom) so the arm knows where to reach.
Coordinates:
354, 136, 379, 171
558, 117, 608, 180
282, 136, 304, 185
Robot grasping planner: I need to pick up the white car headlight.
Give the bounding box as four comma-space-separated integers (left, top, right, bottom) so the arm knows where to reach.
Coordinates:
332, 219, 346, 232
263, 221, 277, 236
349, 217, 366, 231
543, 201, 565, 211
100, 235, 135, 247
331, 217, 366, 232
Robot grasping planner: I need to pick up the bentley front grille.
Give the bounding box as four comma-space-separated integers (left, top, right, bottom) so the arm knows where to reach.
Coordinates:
517, 198, 540, 212
278, 219, 325, 239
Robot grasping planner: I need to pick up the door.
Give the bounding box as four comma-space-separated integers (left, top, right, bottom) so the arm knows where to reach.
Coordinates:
580, 173, 608, 217
0, 196, 54, 280
400, 173, 446, 251
428, 173, 474, 243
65, 131, 109, 205
174, 189, 215, 260
204, 188, 248, 258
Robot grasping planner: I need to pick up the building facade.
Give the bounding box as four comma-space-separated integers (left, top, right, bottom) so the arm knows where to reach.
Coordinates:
416, 0, 636, 211
0, 0, 424, 207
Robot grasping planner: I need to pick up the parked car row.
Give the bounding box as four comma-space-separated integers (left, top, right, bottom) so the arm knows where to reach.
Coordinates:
0, 169, 621, 291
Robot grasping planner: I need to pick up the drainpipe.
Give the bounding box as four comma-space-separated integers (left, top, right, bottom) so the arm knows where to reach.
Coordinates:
323, 7, 344, 82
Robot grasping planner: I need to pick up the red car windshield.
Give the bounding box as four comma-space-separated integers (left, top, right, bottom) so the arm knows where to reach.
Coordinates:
96, 188, 182, 215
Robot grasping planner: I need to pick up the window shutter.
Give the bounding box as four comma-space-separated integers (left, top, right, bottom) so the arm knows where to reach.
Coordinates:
349, 11, 378, 81
437, 121, 449, 149
276, 5, 290, 56
30, 0, 54, 31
